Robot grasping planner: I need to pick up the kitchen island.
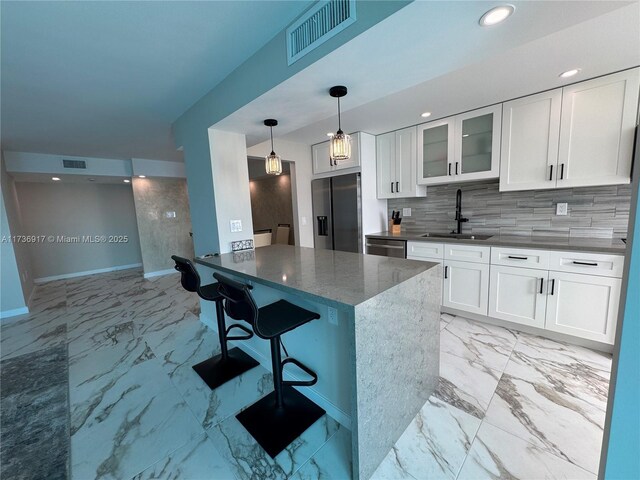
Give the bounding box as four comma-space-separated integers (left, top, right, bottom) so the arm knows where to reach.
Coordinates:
195, 245, 441, 479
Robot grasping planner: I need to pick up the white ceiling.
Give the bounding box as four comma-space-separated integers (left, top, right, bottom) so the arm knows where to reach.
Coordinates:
214, 1, 639, 148
9, 172, 133, 185
0, 1, 312, 161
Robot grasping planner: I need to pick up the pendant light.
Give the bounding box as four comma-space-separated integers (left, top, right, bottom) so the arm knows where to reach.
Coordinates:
264, 119, 282, 175
329, 86, 351, 163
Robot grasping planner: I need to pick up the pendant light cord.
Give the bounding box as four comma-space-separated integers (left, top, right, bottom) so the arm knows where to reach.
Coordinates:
269, 126, 275, 154
337, 96, 342, 132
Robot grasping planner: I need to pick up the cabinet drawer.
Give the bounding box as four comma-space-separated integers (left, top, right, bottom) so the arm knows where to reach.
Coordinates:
444, 244, 490, 264
549, 251, 624, 278
491, 247, 550, 270
407, 241, 444, 260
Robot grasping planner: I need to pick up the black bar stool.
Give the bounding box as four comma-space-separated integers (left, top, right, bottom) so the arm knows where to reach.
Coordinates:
214, 272, 325, 458
171, 256, 259, 389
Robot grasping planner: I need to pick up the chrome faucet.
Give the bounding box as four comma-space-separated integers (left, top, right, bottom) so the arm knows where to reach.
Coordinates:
453, 189, 468, 234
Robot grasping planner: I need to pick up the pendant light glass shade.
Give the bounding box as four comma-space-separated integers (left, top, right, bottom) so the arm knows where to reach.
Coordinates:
329, 86, 351, 163
264, 119, 282, 175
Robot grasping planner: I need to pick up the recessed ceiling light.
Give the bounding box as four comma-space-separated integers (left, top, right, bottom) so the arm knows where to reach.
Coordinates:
421, 112, 432, 118
138, 175, 146, 178
559, 68, 581, 79
52, 177, 61, 181
88, 178, 95, 182
479, 5, 515, 26
123, 179, 131, 183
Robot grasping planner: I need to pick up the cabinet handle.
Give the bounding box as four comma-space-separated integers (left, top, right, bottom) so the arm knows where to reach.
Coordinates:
549, 165, 554, 181
539, 278, 544, 294
444, 265, 448, 279
573, 261, 598, 267
550, 278, 555, 295
560, 163, 565, 180
508, 255, 528, 260
396, 181, 399, 192
391, 182, 394, 193
448, 163, 452, 176
455, 162, 459, 175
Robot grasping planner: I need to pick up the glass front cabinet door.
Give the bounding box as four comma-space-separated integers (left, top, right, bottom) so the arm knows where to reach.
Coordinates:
418, 105, 501, 185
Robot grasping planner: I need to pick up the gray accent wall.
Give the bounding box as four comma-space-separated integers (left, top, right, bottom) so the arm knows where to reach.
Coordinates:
15, 182, 142, 280
249, 173, 294, 245
132, 177, 194, 275
389, 181, 631, 238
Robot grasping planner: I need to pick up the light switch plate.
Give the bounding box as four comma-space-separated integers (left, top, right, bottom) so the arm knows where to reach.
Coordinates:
403, 208, 412, 217
556, 203, 568, 216
230, 220, 242, 232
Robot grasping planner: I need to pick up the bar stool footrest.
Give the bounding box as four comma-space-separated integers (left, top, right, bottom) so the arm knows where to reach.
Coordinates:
192, 347, 259, 390
236, 385, 325, 458
281, 358, 318, 387
225, 323, 254, 341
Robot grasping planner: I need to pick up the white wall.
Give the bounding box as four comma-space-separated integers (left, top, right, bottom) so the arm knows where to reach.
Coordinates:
15, 182, 142, 280
209, 129, 254, 253
1, 186, 28, 316
247, 138, 314, 247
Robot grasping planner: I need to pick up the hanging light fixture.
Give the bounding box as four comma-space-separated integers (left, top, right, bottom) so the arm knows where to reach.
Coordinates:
264, 119, 282, 176
329, 86, 351, 163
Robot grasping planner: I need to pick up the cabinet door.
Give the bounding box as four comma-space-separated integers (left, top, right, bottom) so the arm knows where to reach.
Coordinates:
443, 260, 489, 315
376, 131, 395, 199
545, 272, 621, 344
500, 90, 562, 192
334, 132, 361, 171
557, 68, 639, 188
417, 118, 455, 185
489, 265, 548, 328
312, 141, 333, 175
455, 104, 502, 182
395, 126, 418, 197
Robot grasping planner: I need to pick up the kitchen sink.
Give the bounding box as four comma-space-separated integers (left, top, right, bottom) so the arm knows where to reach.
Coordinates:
421, 233, 492, 240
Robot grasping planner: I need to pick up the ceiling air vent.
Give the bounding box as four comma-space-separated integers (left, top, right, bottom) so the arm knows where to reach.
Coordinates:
62, 159, 86, 169
286, 0, 356, 66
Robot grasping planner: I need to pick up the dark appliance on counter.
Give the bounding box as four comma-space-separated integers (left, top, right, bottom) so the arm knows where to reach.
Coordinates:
312, 173, 362, 253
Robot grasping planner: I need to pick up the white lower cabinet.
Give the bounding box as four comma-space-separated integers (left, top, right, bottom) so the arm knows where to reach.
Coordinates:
544, 272, 621, 344
489, 265, 548, 328
443, 260, 489, 316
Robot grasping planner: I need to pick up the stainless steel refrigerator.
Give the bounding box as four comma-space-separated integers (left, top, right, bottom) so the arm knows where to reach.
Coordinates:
312, 173, 362, 253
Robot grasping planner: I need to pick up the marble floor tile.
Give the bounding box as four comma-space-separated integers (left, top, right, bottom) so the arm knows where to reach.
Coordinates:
1, 345, 70, 480
385, 396, 481, 480
131, 433, 238, 480
435, 351, 502, 419
483, 348, 609, 474
71, 357, 203, 480
157, 319, 273, 430
370, 447, 417, 480
441, 317, 518, 373
29, 284, 67, 314
291, 428, 352, 480
0, 309, 68, 360
457, 422, 596, 480
207, 409, 341, 479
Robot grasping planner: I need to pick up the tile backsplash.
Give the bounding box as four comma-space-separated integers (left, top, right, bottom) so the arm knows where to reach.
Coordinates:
388, 181, 631, 239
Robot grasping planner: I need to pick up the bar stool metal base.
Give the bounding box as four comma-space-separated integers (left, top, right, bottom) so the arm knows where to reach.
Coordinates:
236, 385, 325, 458
192, 347, 259, 390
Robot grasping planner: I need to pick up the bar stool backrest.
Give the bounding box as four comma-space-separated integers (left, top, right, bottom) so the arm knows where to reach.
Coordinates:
213, 273, 263, 337
171, 255, 201, 293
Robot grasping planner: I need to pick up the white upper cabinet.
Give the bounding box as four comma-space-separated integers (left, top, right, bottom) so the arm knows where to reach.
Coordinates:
557, 69, 640, 188
500, 68, 640, 192
418, 105, 501, 185
376, 126, 426, 199
312, 132, 361, 176
500, 89, 562, 192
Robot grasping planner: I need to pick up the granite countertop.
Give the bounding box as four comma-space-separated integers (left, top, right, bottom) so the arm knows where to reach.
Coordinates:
366, 230, 627, 254
194, 244, 438, 309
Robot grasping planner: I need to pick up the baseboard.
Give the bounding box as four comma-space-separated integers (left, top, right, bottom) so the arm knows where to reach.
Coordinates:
0, 306, 29, 319
143, 268, 178, 279
199, 312, 352, 430
33, 263, 142, 283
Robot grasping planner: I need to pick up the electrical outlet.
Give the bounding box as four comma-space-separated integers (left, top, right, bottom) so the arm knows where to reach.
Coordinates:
164, 211, 176, 218
403, 208, 412, 217
328, 307, 338, 325
556, 203, 568, 216
230, 220, 242, 232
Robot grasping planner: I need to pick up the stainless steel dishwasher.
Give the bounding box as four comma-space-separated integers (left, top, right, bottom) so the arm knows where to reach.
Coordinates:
365, 238, 406, 258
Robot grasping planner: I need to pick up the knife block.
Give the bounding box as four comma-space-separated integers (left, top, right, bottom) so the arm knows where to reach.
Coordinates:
389, 221, 401, 234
